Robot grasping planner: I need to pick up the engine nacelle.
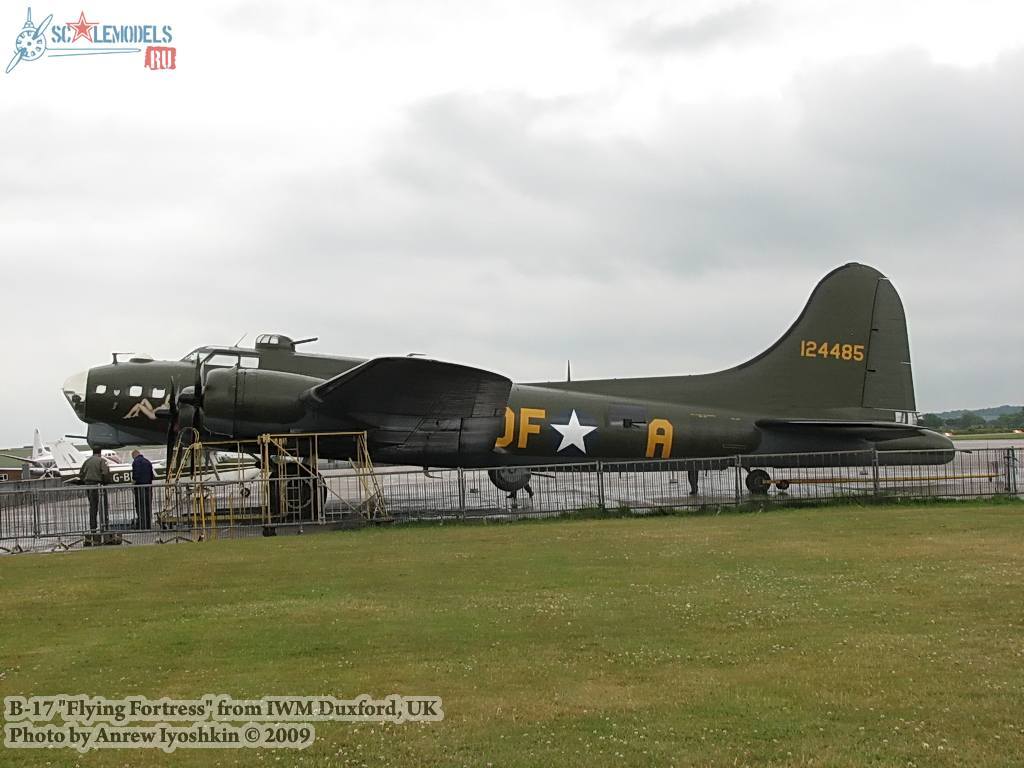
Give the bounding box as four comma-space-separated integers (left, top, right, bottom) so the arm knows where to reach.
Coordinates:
202, 368, 322, 438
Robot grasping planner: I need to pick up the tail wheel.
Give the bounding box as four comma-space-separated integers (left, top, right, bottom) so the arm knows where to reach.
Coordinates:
745, 468, 771, 495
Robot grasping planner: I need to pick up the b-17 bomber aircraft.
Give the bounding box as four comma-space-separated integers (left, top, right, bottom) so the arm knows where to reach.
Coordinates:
61, 263, 954, 496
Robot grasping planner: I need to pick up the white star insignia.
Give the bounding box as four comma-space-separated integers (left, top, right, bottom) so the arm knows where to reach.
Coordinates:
551, 409, 597, 453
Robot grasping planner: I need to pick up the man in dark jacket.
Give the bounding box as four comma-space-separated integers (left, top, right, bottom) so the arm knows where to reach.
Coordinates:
79, 447, 113, 542
131, 449, 155, 529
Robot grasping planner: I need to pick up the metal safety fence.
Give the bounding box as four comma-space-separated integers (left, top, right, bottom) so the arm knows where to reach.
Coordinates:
0, 447, 1019, 554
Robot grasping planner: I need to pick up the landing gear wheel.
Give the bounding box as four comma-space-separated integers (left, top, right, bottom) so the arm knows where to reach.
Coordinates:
745, 468, 771, 495
775, 479, 791, 491
268, 462, 326, 522
488, 468, 533, 493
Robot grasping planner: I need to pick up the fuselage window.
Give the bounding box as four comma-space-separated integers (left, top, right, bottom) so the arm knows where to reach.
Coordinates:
152, 387, 166, 399
94, 384, 107, 395
129, 385, 143, 397
608, 404, 648, 429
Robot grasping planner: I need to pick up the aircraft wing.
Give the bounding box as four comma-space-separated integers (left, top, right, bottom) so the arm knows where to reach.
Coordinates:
304, 357, 512, 458
756, 419, 932, 441
0, 453, 43, 466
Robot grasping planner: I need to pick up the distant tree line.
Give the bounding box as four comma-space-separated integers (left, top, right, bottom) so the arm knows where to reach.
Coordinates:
919, 408, 1024, 433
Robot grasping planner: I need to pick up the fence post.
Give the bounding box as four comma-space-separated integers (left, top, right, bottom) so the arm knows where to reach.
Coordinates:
872, 449, 880, 498
457, 467, 466, 517
734, 456, 742, 505
596, 461, 606, 511
1006, 448, 1016, 495
101, 485, 109, 541
32, 484, 41, 537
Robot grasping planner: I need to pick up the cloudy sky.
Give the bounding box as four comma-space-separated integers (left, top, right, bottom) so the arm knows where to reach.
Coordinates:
2, 0, 1022, 446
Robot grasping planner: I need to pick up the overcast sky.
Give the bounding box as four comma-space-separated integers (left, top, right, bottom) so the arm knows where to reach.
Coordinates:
2, 0, 1022, 446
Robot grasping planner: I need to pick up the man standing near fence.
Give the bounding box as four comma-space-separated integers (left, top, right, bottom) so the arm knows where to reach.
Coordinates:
131, 449, 154, 529
79, 447, 112, 545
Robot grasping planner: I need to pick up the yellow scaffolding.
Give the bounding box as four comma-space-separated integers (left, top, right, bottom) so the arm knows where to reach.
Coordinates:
257, 431, 387, 524
158, 430, 386, 540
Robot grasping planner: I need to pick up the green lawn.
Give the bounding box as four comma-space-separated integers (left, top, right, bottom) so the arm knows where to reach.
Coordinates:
2, 503, 1023, 767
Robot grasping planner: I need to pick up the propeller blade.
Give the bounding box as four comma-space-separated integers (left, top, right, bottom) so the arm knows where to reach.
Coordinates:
194, 356, 203, 400
165, 381, 178, 471
36, 14, 53, 38
191, 357, 204, 436
6, 50, 24, 75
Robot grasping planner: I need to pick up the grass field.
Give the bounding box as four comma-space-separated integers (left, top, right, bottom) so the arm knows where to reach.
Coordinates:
2, 502, 1023, 767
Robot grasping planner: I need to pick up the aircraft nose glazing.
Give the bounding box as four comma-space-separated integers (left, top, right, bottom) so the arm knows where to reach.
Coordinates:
62, 369, 88, 418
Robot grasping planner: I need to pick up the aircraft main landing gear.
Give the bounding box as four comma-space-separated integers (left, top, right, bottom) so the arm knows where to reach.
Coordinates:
268, 460, 327, 522
488, 468, 533, 509
745, 468, 772, 495
687, 468, 699, 495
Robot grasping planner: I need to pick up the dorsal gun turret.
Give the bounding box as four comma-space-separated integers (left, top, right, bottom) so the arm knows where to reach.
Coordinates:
254, 334, 318, 353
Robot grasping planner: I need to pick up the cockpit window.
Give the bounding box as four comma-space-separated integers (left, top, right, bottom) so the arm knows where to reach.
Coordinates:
239, 356, 259, 369
207, 354, 241, 368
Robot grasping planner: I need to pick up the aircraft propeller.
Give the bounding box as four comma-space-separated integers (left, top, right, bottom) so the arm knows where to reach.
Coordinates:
164, 380, 178, 471
173, 358, 209, 476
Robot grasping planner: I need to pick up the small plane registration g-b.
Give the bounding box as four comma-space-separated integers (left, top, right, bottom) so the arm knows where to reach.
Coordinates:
0, 431, 122, 480
61, 263, 954, 496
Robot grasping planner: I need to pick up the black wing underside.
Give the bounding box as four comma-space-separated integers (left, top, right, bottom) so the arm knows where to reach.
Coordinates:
305, 357, 512, 459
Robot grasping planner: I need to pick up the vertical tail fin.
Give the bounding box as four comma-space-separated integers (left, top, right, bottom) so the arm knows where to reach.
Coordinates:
689, 263, 916, 416
861, 275, 915, 410
532, 262, 917, 419
32, 429, 45, 459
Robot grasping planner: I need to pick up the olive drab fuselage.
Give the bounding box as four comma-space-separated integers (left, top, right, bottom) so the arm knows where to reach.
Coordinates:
63, 265, 956, 470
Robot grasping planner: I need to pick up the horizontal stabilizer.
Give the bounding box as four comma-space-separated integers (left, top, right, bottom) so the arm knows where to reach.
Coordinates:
0, 453, 44, 467
757, 418, 929, 441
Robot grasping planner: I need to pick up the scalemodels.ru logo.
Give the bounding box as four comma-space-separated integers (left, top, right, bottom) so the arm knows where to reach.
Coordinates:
6, 6, 175, 74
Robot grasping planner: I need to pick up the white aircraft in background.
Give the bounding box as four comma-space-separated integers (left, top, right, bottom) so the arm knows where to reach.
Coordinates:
44, 439, 159, 484
1, 430, 120, 472
1, 430, 121, 478
0, 439, 155, 484
4, 433, 258, 485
